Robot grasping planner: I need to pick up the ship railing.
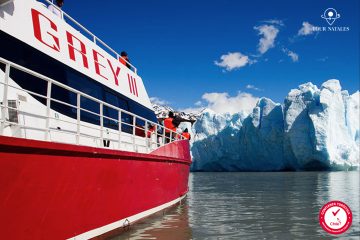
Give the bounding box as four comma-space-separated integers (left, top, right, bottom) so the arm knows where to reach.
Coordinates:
37, 0, 138, 74
0, 57, 185, 153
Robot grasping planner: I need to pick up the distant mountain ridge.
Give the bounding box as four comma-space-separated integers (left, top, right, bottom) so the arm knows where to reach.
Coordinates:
151, 103, 200, 120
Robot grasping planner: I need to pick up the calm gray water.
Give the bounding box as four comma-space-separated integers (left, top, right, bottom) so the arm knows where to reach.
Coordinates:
111, 172, 360, 240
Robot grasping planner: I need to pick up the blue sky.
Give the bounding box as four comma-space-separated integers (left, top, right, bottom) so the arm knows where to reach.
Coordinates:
62, 0, 359, 112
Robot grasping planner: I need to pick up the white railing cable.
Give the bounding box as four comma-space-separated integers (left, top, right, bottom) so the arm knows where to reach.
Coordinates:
42, 0, 138, 74
0, 57, 185, 153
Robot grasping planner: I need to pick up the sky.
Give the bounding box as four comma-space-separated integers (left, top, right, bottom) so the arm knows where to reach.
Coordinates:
62, 0, 359, 113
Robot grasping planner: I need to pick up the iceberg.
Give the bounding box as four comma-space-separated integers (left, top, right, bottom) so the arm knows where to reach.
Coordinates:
190, 80, 359, 171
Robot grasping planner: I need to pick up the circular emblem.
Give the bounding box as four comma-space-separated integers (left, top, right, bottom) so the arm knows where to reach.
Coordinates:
324, 8, 339, 18
321, 8, 341, 26
319, 201, 352, 235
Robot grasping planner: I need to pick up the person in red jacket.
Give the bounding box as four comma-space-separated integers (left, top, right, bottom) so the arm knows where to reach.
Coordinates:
119, 51, 131, 69
147, 124, 156, 138
181, 128, 191, 140
164, 112, 176, 143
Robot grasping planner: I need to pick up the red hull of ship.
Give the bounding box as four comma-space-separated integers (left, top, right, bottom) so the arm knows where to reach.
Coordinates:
0, 136, 191, 240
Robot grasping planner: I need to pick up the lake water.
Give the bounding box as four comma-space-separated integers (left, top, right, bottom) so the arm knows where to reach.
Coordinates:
111, 172, 360, 240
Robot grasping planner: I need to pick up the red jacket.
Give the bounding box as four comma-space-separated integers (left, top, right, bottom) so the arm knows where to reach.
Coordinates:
147, 126, 156, 138
164, 118, 176, 133
119, 57, 131, 69
182, 132, 191, 140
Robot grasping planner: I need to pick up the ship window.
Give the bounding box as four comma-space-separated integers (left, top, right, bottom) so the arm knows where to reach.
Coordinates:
104, 91, 119, 130
66, 71, 101, 125
103, 90, 134, 133
129, 101, 157, 124
135, 118, 145, 137
80, 96, 100, 125
118, 98, 129, 111
0, 62, 5, 72
9, 68, 47, 105
51, 84, 77, 119
67, 71, 101, 99
121, 112, 133, 134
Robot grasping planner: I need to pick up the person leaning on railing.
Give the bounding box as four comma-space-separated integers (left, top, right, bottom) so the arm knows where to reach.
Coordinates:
181, 128, 191, 140
163, 112, 195, 143
48, 0, 64, 19
156, 121, 164, 146
119, 51, 131, 70
164, 111, 176, 143
146, 124, 156, 138
172, 113, 195, 129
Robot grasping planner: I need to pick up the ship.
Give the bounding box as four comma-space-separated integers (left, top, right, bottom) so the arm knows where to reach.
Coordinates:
0, 0, 191, 239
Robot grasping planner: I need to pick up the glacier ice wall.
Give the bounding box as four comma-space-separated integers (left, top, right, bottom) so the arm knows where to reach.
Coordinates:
238, 98, 285, 171
191, 80, 359, 171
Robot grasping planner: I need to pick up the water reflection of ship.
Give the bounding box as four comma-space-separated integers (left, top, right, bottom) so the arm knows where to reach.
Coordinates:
107, 201, 192, 240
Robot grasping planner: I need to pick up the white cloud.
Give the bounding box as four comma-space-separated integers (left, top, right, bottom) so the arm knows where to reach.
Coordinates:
288, 51, 299, 62
149, 97, 169, 105
317, 56, 329, 62
282, 48, 299, 62
179, 92, 258, 115
262, 19, 284, 26
297, 22, 316, 36
246, 84, 262, 91
254, 24, 279, 54
194, 101, 202, 106
178, 106, 204, 114
202, 92, 258, 114
214, 52, 251, 71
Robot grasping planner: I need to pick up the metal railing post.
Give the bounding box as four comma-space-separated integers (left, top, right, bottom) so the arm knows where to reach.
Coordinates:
118, 111, 122, 150
0, 63, 10, 135
132, 116, 136, 151
76, 93, 81, 145
100, 102, 103, 146
145, 120, 149, 153
45, 81, 52, 141
162, 126, 166, 145
154, 125, 158, 148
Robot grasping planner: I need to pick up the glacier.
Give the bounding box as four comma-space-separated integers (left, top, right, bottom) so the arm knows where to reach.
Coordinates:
190, 80, 359, 171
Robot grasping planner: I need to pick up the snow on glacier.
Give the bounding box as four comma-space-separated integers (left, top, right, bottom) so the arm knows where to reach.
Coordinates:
190, 80, 359, 171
